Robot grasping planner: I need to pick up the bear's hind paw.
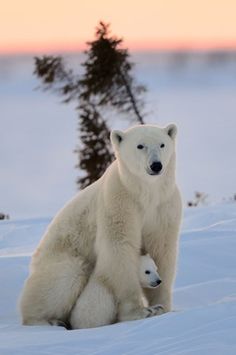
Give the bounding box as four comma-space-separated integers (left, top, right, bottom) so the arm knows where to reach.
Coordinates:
49, 319, 71, 330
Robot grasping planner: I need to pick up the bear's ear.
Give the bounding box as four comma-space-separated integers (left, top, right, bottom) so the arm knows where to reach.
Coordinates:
165, 123, 177, 140
110, 130, 124, 148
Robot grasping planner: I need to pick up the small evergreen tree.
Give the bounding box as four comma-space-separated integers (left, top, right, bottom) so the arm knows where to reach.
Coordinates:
77, 105, 113, 188
34, 21, 146, 189
187, 191, 208, 207
0, 212, 10, 220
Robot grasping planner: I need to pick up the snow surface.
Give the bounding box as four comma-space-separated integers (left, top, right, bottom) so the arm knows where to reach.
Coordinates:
0, 203, 236, 354
1, 52, 236, 218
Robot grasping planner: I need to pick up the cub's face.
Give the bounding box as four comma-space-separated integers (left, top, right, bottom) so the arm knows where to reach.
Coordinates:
111, 124, 177, 181
139, 254, 162, 288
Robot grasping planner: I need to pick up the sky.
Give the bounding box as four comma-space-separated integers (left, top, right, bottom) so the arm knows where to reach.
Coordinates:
1, 1, 236, 219
1, 0, 236, 53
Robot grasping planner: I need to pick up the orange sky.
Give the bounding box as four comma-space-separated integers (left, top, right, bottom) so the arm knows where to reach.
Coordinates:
1, 0, 236, 53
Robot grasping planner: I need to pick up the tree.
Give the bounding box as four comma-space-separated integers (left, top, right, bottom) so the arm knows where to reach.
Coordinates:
76, 105, 113, 188
34, 21, 146, 188
187, 191, 208, 207
0, 212, 10, 220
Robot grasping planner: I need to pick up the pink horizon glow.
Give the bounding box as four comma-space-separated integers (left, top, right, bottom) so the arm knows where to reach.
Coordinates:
1, 39, 236, 56
1, 0, 236, 55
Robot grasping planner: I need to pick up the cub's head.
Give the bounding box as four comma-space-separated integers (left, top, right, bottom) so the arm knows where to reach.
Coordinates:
111, 124, 177, 181
139, 254, 162, 289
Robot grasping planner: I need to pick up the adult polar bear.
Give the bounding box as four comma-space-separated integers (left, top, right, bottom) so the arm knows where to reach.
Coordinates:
20, 124, 182, 326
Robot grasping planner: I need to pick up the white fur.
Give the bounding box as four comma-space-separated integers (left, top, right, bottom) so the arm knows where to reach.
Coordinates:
70, 254, 161, 329
139, 254, 161, 288
19, 124, 182, 326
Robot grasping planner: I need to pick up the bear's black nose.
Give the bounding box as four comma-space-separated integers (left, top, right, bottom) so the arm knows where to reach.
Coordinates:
150, 161, 162, 174
151, 279, 162, 287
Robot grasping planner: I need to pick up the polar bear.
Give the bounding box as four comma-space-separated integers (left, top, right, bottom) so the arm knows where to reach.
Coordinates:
70, 254, 162, 329
19, 124, 182, 326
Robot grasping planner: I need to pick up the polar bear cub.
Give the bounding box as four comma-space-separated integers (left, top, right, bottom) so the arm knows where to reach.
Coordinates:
70, 254, 162, 329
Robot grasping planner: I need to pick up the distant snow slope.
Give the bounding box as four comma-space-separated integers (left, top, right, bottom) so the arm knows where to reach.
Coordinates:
0, 204, 236, 355
1, 53, 236, 218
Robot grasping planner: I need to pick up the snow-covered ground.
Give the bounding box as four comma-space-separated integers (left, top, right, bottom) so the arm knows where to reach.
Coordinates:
0, 203, 236, 354
1, 52, 236, 218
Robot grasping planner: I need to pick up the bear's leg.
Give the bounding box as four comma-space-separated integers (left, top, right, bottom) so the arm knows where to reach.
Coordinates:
70, 275, 117, 329
20, 257, 89, 325
143, 239, 178, 313
144, 193, 182, 313
95, 211, 160, 322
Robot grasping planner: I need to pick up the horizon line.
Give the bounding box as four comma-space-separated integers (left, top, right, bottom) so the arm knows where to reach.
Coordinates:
1, 39, 236, 55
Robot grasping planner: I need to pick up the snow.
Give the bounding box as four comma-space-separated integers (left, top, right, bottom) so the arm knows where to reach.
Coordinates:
1, 52, 236, 218
0, 203, 236, 354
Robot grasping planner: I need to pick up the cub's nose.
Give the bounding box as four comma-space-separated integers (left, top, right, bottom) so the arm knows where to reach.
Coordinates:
150, 161, 163, 174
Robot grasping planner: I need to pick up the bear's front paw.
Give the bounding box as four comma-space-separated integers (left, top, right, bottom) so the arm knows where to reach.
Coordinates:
144, 307, 156, 318
142, 305, 163, 318
118, 305, 155, 322
148, 304, 165, 316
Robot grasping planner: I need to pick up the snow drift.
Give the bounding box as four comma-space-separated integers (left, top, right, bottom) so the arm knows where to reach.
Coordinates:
0, 203, 236, 354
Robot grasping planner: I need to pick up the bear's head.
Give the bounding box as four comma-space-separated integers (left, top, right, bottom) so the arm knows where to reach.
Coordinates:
111, 124, 177, 181
139, 254, 162, 288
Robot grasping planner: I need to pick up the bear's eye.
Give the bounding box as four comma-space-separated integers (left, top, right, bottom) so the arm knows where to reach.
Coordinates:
145, 270, 151, 274
137, 144, 144, 150
160, 143, 165, 148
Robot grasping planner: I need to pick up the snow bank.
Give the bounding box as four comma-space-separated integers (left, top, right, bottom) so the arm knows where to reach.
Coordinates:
0, 204, 236, 354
